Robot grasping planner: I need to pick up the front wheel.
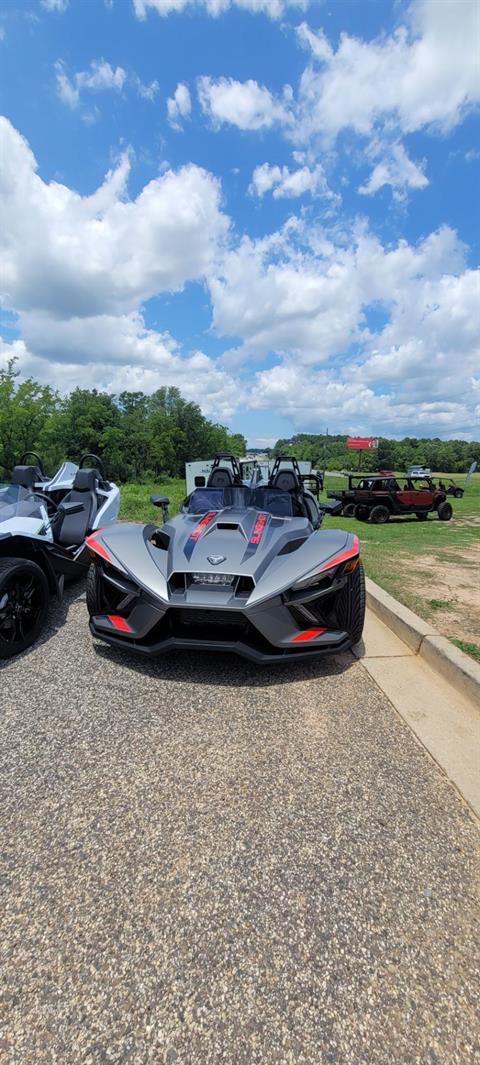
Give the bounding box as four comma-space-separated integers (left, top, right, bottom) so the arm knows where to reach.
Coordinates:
336, 560, 366, 646
342, 503, 356, 518
0, 558, 49, 658
354, 504, 370, 521
437, 501, 453, 521
86, 563, 106, 615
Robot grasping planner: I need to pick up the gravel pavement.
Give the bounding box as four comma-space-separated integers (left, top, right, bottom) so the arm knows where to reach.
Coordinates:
1, 584, 479, 1064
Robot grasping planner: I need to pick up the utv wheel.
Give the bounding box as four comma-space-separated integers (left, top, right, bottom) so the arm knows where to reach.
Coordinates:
0, 558, 49, 659
454, 489, 463, 498
337, 560, 365, 646
354, 504, 370, 521
415, 512, 428, 521
342, 503, 356, 518
86, 563, 104, 615
437, 501, 453, 521
370, 505, 390, 524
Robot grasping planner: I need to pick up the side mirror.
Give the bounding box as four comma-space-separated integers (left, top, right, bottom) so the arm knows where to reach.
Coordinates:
194, 475, 206, 487
150, 494, 170, 524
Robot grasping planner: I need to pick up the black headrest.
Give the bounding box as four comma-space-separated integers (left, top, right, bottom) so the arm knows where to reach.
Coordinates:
11, 465, 39, 489
72, 468, 98, 492
272, 471, 299, 493
207, 468, 234, 488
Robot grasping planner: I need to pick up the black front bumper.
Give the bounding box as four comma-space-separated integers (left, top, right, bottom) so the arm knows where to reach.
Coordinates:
89, 617, 352, 663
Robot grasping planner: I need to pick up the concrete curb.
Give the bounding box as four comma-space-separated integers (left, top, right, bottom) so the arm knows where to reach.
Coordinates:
365, 577, 480, 708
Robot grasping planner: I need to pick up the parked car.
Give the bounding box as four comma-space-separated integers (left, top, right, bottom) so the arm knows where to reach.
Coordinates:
86, 454, 365, 663
0, 453, 119, 658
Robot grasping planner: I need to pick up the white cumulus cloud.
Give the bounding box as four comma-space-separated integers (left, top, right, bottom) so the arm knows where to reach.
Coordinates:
55, 59, 127, 109
0, 117, 238, 421
133, 0, 307, 20
209, 218, 479, 435
296, 0, 480, 142
198, 76, 291, 131
359, 143, 429, 199
167, 83, 192, 130
0, 116, 229, 317
42, 0, 69, 11
250, 160, 337, 200
1, 316, 241, 418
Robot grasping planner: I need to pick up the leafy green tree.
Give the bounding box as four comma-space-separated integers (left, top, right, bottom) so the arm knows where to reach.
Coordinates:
0, 358, 59, 475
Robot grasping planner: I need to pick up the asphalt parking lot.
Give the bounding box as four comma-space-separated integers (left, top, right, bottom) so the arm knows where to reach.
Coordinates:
1, 584, 479, 1064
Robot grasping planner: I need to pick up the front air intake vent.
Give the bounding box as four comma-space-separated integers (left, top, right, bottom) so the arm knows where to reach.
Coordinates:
235, 575, 255, 597
278, 537, 307, 556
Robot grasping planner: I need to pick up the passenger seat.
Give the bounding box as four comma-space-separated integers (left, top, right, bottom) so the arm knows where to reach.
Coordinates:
54, 468, 100, 546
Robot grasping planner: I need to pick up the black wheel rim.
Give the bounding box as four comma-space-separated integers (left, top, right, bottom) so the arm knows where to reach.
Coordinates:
0, 572, 44, 646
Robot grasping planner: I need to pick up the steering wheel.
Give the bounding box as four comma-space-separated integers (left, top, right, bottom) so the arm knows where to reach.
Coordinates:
33, 491, 61, 518
20, 451, 45, 475
79, 453, 106, 478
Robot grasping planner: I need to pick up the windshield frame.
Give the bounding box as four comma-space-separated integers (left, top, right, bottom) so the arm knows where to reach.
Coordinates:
185, 484, 296, 518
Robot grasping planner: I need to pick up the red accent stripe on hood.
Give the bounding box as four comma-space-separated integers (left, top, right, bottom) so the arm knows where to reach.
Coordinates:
250, 512, 267, 545
190, 511, 217, 542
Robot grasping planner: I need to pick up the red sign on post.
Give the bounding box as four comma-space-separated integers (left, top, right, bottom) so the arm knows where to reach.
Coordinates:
346, 436, 379, 450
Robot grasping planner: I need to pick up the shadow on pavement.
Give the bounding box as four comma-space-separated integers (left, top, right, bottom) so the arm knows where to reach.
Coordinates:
92, 639, 355, 689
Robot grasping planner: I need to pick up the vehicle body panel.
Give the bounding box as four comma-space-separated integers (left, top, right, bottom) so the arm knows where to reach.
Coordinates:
88, 480, 361, 662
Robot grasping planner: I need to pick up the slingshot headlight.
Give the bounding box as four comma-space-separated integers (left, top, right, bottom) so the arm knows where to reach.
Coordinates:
192, 572, 235, 586
291, 536, 360, 591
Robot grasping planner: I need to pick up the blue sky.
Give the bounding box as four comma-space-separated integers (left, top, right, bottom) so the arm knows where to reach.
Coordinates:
0, 0, 479, 445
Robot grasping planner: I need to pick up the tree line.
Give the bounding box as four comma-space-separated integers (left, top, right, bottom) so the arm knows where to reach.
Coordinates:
272, 433, 480, 474
0, 360, 246, 482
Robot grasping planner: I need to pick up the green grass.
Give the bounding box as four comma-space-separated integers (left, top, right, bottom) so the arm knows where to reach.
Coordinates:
323, 471, 479, 593
451, 640, 480, 663
119, 478, 187, 524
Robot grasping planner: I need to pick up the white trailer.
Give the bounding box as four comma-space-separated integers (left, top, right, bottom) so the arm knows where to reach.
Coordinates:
185, 456, 312, 495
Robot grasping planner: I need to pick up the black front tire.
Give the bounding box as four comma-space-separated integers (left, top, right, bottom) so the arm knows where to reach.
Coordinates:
354, 504, 370, 521
336, 561, 366, 646
86, 563, 104, 616
342, 503, 356, 518
437, 501, 453, 521
0, 558, 49, 659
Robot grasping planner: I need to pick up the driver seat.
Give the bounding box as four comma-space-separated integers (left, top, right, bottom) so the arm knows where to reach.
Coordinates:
270, 470, 300, 493
54, 468, 100, 546
207, 467, 234, 488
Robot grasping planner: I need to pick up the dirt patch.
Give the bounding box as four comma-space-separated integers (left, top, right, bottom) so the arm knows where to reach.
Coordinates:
456, 516, 480, 527
401, 544, 480, 643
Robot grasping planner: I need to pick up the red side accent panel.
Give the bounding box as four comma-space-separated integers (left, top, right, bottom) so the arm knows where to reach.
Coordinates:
250, 512, 267, 545
190, 511, 217, 542
107, 614, 132, 633
318, 535, 359, 573
291, 627, 327, 642
85, 530, 113, 563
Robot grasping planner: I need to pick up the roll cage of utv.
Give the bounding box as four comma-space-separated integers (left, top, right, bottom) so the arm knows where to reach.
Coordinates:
328, 468, 452, 523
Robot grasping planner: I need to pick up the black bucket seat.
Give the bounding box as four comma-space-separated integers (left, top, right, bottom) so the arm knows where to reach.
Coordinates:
55, 468, 100, 546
